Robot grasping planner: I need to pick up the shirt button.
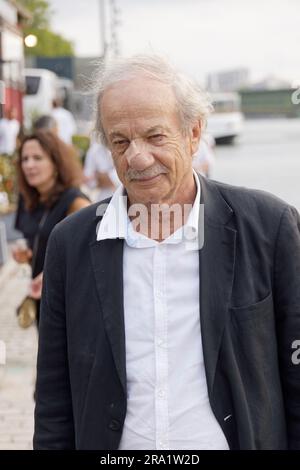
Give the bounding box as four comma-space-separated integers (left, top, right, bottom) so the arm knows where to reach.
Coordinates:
224, 414, 232, 422
157, 339, 163, 347
158, 390, 165, 398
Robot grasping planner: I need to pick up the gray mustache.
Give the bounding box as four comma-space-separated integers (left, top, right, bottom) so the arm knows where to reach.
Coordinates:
127, 164, 168, 181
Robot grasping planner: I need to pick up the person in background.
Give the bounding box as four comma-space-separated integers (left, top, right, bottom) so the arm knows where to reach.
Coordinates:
83, 138, 120, 202
33, 115, 58, 135
0, 108, 20, 156
192, 134, 215, 178
13, 131, 90, 325
51, 98, 77, 145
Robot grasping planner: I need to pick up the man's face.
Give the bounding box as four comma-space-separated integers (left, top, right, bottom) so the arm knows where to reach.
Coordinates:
100, 76, 200, 206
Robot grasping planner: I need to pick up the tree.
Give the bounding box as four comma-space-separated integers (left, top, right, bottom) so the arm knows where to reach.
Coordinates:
17, 0, 75, 56
24, 28, 74, 56
18, 0, 51, 29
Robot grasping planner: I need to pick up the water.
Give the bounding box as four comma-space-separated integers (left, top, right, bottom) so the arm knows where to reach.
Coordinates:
213, 118, 300, 211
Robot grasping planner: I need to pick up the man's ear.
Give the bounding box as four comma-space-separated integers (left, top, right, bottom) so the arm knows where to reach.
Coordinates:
189, 120, 201, 155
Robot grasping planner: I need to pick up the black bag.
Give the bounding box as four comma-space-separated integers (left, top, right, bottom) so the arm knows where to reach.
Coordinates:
16, 211, 48, 328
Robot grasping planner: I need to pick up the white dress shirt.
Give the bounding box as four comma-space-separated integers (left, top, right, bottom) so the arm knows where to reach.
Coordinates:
97, 171, 229, 450
51, 107, 77, 144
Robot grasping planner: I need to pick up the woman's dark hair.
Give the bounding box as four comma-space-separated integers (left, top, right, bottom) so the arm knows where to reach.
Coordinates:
17, 131, 83, 210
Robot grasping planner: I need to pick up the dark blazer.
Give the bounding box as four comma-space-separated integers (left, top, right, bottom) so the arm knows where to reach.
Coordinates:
33, 175, 300, 450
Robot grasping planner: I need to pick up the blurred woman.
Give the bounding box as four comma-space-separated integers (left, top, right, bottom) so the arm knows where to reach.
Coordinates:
13, 131, 90, 325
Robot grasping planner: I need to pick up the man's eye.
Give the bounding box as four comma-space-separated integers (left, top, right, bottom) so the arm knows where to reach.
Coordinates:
113, 140, 129, 147
149, 134, 165, 142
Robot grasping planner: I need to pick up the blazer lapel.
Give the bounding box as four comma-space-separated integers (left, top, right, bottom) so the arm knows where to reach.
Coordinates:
198, 176, 237, 396
89, 236, 126, 394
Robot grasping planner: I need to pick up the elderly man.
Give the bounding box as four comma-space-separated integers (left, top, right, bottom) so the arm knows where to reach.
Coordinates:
34, 55, 300, 450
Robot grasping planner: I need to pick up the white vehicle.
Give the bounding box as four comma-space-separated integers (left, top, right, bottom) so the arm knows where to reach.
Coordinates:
23, 68, 59, 129
207, 92, 244, 144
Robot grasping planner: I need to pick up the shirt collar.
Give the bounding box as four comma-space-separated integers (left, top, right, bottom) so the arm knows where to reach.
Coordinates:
97, 169, 201, 247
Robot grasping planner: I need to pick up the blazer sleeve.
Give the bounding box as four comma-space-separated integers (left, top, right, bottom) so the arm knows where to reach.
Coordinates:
274, 205, 300, 449
33, 227, 75, 449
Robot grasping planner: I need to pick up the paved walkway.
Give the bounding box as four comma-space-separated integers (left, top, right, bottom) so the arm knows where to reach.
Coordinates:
0, 254, 38, 450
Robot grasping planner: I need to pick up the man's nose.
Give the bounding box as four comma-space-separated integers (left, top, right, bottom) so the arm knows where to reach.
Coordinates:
125, 140, 155, 170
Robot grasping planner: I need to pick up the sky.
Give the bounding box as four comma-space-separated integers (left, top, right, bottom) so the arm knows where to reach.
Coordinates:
48, 0, 300, 85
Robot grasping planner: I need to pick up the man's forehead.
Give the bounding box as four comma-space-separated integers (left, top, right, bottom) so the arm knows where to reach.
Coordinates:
101, 79, 179, 133
103, 104, 172, 125
101, 77, 176, 114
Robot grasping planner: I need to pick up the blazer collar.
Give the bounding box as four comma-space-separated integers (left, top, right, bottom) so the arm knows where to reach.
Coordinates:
89, 236, 126, 394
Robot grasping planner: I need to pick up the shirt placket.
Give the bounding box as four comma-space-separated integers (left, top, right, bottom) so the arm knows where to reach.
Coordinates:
153, 244, 169, 450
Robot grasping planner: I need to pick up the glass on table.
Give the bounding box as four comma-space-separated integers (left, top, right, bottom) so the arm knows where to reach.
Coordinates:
12, 239, 32, 264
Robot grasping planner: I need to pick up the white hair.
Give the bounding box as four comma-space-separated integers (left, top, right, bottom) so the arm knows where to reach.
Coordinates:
92, 54, 213, 145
